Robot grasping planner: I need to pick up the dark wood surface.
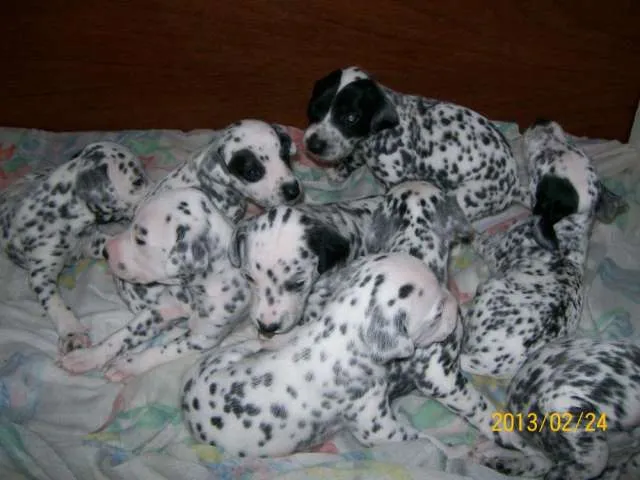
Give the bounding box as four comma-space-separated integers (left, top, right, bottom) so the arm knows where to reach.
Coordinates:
2, 0, 639, 140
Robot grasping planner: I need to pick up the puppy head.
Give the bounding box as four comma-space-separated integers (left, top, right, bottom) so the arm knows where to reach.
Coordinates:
228, 206, 350, 336
303, 66, 399, 162
105, 187, 230, 284
75, 142, 151, 222
358, 253, 459, 363
194, 120, 303, 208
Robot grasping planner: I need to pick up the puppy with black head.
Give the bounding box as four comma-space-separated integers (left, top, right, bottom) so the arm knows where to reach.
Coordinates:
303, 66, 522, 221
0, 142, 151, 355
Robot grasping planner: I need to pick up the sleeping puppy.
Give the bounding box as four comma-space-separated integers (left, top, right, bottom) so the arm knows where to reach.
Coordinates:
302, 66, 523, 221
60, 187, 251, 381
227, 196, 383, 337
460, 123, 607, 379
0, 142, 151, 355
472, 337, 640, 480
181, 253, 457, 458
523, 119, 628, 250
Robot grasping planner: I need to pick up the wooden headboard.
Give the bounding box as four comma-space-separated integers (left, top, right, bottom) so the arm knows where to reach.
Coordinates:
3, 0, 639, 140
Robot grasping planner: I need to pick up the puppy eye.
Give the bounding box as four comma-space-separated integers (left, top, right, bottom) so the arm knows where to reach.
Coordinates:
284, 279, 305, 292
343, 113, 360, 125
244, 167, 263, 183
132, 177, 145, 187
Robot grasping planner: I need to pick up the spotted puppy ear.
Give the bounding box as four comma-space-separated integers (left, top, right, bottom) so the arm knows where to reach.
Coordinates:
369, 84, 399, 134
361, 305, 414, 363
76, 163, 120, 220
165, 224, 212, 278
305, 222, 351, 274
228, 222, 248, 268
413, 289, 459, 348
193, 141, 229, 187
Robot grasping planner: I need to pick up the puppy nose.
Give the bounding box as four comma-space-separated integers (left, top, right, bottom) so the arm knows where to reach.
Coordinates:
305, 133, 327, 155
280, 181, 302, 203
257, 321, 280, 337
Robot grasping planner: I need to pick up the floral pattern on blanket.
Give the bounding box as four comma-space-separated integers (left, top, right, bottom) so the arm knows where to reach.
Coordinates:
0, 124, 638, 479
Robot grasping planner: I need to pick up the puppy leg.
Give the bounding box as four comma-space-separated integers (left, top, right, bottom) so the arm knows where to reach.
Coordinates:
414, 342, 534, 453
60, 305, 186, 373
345, 388, 424, 447
470, 437, 552, 478
103, 326, 257, 382
326, 154, 366, 183
28, 262, 90, 355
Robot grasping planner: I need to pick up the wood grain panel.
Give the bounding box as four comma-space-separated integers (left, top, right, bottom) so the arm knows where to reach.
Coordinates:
2, 0, 639, 140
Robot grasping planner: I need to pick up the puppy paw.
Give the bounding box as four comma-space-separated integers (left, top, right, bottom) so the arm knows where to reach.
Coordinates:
58, 331, 92, 355
470, 440, 551, 477
325, 166, 350, 184
59, 346, 108, 374
103, 354, 139, 383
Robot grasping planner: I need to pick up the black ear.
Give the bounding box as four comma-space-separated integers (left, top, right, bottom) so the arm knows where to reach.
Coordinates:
305, 223, 350, 274
76, 163, 111, 206
370, 91, 399, 134
594, 181, 628, 224
531, 174, 578, 250
271, 124, 297, 165
307, 69, 342, 123
228, 223, 248, 268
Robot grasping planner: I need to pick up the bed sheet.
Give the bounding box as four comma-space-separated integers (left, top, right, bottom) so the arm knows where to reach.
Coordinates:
0, 121, 639, 480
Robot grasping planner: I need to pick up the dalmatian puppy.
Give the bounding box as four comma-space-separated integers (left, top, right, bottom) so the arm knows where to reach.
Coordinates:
59, 187, 251, 381
146, 119, 302, 221
227, 195, 383, 337
460, 121, 610, 378
303, 66, 522, 221
180, 253, 459, 457
365, 180, 474, 284
472, 337, 640, 480
0, 142, 151, 355
523, 119, 627, 250
459, 211, 592, 379
229, 185, 527, 451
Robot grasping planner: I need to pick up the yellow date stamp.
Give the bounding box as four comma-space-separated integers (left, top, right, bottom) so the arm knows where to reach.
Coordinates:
491, 412, 608, 433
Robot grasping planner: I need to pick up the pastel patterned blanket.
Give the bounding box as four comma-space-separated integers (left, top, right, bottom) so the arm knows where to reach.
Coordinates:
0, 122, 638, 479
